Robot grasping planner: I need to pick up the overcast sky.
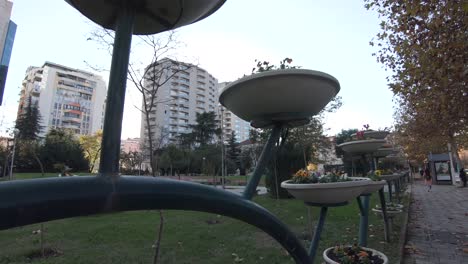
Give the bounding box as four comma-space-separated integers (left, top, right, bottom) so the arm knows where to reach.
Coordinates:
1, 0, 395, 138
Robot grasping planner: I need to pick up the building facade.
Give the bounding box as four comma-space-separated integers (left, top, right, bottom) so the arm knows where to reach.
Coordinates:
18, 62, 107, 136
140, 58, 219, 148
0, 0, 16, 105
218, 82, 251, 142
121, 138, 141, 153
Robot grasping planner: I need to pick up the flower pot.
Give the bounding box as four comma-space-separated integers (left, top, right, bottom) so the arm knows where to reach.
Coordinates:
380, 174, 404, 181
219, 69, 340, 128
349, 177, 386, 195
351, 130, 390, 140
372, 208, 402, 219
337, 139, 386, 154
323, 246, 388, 264
374, 203, 404, 210
280, 180, 369, 205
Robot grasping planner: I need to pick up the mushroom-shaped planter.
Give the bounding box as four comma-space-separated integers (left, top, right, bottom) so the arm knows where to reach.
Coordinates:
281, 180, 369, 205
219, 69, 340, 128
349, 177, 386, 195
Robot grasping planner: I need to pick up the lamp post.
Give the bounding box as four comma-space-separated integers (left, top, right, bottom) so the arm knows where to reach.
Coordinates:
9, 129, 18, 181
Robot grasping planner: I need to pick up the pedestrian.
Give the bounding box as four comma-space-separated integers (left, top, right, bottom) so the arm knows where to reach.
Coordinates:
459, 167, 466, 188
424, 165, 432, 191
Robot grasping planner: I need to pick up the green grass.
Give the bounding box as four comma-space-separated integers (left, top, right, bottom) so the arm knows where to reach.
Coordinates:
0, 174, 407, 263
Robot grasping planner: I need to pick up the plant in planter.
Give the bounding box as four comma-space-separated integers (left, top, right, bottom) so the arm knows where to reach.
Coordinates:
281, 170, 369, 205
289, 169, 352, 184
323, 244, 388, 264
366, 170, 382, 181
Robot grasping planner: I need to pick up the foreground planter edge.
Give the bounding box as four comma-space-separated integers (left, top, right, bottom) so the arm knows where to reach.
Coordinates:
323, 246, 389, 264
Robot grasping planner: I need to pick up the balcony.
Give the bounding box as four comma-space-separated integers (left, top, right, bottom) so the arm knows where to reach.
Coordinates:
62, 115, 82, 123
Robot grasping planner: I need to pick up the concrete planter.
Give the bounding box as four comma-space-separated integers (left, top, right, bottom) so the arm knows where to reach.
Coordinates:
280, 180, 369, 205
349, 177, 386, 194
375, 202, 404, 210
337, 139, 386, 154
372, 207, 403, 219
352, 130, 390, 140
380, 174, 404, 181
219, 69, 340, 128
323, 246, 388, 264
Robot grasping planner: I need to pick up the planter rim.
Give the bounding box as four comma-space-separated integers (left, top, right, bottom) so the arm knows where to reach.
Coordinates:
376, 203, 404, 209
337, 139, 386, 147
337, 139, 386, 154
219, 69, 340, 128
65, 0, 227, 35
372, 208, 403, 214
281, 179, 371, 189
323, 246, 389, 264
349, 177, 386, 194
351, 130, 390, 140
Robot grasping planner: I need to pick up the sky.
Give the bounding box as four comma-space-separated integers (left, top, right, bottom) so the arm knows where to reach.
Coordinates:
1, 0, 396, 139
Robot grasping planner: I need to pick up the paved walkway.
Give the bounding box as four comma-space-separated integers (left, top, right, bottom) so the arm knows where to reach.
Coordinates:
403, 180, 468, 264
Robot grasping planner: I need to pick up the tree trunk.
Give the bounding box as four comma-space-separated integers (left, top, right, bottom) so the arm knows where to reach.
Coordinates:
302, 147, 307, 168
153, 210, 164, 264
40, 223, 45, 257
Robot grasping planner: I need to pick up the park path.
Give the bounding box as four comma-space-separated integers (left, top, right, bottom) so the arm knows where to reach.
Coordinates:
403, 180, 468, 264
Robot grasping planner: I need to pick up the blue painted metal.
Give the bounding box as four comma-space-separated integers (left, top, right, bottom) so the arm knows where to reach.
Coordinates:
387, 181, 393, 202
0, 176, 311, 263
395, 179, 401, 204
99, 6, 135, 177
378, 188, 390, 242
308, 206, 328, 264
357, 195, 371, 246
243, 124, 282, 200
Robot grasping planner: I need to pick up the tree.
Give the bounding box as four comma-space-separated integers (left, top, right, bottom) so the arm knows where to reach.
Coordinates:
40, 129, 88, 172
365, 0, 467, 166
335, 128, 359, 175
15, 96, 42, 141
14, 97, 44, 174
120, 150, 144, 174
158, 144, 185, 177
188, 112, 221, 146
225, 131, 241, 174
88, 29, 187, 264
79, 130, 102, 173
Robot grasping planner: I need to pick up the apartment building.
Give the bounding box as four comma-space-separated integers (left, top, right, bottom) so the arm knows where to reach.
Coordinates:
18, 62, 107, 136
121, 138, 140, 153
218, 82, 251, 142
140, 58, 219, 148
0, 0, 16, 105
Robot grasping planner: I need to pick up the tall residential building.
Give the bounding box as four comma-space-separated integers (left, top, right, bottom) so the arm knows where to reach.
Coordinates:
0, 0, 16, 105
140, 58, 219, 148
18, 62, 107, 136
218, 82, 251, 142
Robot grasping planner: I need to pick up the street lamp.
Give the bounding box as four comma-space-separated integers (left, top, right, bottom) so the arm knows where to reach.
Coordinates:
9, 129, 18, 181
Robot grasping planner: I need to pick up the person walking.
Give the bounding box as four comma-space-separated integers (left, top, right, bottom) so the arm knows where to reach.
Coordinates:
459, 167, 466, 188
424, 165, 432, 191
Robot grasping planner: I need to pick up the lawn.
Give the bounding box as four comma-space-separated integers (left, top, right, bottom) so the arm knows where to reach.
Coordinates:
0, 174, 407, 263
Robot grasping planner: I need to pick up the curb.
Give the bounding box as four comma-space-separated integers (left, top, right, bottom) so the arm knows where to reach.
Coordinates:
398, 181, 413, 264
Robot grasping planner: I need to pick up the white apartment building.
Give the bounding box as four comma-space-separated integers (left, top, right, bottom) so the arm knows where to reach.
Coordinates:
218, 82, 251, 142
140, 58, 219, 148
18, 62, 107, 136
